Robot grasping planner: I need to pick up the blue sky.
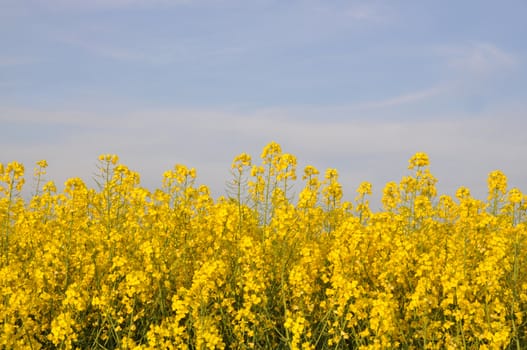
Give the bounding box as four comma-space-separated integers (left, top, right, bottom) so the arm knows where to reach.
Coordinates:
1, 0, 526, 206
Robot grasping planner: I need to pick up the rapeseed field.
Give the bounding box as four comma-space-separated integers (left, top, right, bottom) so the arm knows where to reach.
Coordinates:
1, 142, 526, 349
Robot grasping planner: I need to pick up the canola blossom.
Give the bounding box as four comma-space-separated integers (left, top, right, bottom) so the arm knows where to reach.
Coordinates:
1, 142, 527, 349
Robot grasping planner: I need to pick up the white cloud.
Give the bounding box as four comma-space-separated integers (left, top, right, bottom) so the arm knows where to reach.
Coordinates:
54, 32, 245, 65
437, 42, 517, 76
344, 3, 391, 22
30, 0, 193, 11
324, 42, 521, 113
59, 37, 175, 64
353, 85, 447, 110
3, 104, 526, 205
0, 56, 40, 66
308, 1, 391, 23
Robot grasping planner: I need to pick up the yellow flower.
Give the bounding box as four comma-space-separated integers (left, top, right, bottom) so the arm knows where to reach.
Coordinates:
356, 181, 372, 196
231, 152, 252, 171
509, 188, 523, 204
37, 159, 48, 168
487, 170, 508, 199
408, 152, 429, 169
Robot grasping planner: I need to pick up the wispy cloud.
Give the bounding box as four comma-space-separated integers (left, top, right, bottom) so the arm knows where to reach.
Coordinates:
353, 85, 447, 110
309, 1, 391, 23
31, 0, 193, 11
0, 56, 40, 66
55, 33, 246, 65
3, 104, 526, 204
59, 36, 176, 64
437, 42, 517, 76
346, 42, 520, 112
344, 3, 391, 22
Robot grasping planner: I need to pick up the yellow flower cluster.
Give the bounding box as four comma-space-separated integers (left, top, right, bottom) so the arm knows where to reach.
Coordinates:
1, 143, 527, 349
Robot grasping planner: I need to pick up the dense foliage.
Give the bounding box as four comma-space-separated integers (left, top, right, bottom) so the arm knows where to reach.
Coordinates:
1, 142, 526, 349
